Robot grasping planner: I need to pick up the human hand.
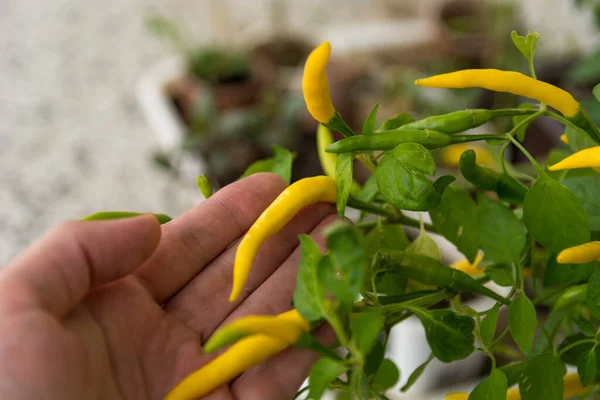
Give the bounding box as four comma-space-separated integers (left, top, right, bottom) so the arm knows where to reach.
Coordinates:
0, 173, 336, 400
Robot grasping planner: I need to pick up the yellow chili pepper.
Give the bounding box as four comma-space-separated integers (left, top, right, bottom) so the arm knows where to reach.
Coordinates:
165, 309, 308, 400
557, 241, 600, 264
548, 146, 600, 171
451, 252, 485, 276
560, 133, 568, 144
203, 314, 309, 353
440, 144, 494, 168
445, 372, 588, 400
230, 176, 337, 302
302, 41, 335, 123
317, 124, 337, 178
415, 69, 580, 117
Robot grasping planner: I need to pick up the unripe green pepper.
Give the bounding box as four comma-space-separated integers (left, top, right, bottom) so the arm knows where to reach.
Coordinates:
554, 284, 587, 310
459, 150, 528, 203
326, 129, 454, 153
382, 251, 509, 305
401, 108, 535, 134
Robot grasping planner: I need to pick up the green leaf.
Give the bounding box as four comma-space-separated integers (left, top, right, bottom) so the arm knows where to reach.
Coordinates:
429, 186, 479, 262
365, 339, 386, 378
81, 211, 172, 224
559, 333, 594, 365
510, 31, 539, 65
410, 307, 475, 362
594, 84, 600, 103
324, 222, 368, 305
587, 268, 600, 319
336, 152, 354, 218
378, 113, 414, 132
350, 312, 384, 355
407, 229, 441, 261
565, 125, 597, 152
544, 255, 596, 287
196, 175, 213, 198
400, 353, 434, 392
360, 175, 379, 202
308, 358, 347, 399
371, 359, 400, 392
240, 158, 276, 178
367, 252, 407, 296
477, 194, 526, 263
499, 361, 527, 387
484, 264, 515, 287
508, 292, 537, 356
293, 235, 326, 321
468, 369, 508, 400
240, 147, 296, 183
519, 353, 564, 400
362, 104, 379, 135
480, 304, 500, 347
523, 174, 590, 252
513, 103, 535, 142
376, 143, 441, 211
578, 347, 597, 386
563, 176, 600, 233
365, 222, 410, 255
271, 146, 296, 185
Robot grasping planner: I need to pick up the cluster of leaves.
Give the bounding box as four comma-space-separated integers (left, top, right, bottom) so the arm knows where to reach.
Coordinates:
236, 32, 600, 399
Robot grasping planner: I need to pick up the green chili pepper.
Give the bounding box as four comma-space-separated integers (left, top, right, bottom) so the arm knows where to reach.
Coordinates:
326, 129, 454, 153
81, 211, 172, 224
381, 251, 510, 305
459, 150, 527, 203
554, 284, 587, 310
400, 108, 536, 134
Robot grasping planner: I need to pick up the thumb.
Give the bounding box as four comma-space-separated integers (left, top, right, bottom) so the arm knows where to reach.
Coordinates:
1, 215, 161, 317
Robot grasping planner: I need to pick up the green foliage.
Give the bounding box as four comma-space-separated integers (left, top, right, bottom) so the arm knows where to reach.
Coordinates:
468, 369, 508, 400
429, 186, 478, 262
376, 143, 445, 211
240, 146, 296, 184
523, 173, 590, 252
509, 292, 537, 356
185, 31, 600, 399
519, 354, 564, 400
196, 175, 213, 198
476, 194, 526, 263
336, 153, 355, 217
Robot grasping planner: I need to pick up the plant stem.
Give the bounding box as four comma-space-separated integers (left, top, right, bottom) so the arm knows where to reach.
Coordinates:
557, 339, 597, 356
545, 110, 594, 139
357, 154, 377, 173
507, 134, 544, 176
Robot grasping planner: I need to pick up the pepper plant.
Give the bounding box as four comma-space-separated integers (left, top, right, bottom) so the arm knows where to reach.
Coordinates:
87, 32, 600, 399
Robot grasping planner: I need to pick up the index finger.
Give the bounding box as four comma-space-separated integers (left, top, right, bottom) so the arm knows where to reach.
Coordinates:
134, 173, 287, 304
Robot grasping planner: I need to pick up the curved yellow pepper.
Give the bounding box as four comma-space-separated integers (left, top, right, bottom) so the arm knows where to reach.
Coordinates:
302, 41, 335, 123
557, 241, 600, 264
203, 314, 309, 353
166, 309, 309, 400
445, 372, 588, 400
317, 124, 337, 178
230, 176, 337, 302
415, 69, 580, 118
548, 146, 600, 171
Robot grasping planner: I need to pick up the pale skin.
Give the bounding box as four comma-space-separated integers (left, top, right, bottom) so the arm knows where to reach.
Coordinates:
0, 173, 336, 400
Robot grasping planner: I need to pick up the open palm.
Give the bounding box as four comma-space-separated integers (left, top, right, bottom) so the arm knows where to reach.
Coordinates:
0, 173, 336, 400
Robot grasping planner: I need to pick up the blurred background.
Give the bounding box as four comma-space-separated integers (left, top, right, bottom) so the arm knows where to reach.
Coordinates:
2, 0, 600, 397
